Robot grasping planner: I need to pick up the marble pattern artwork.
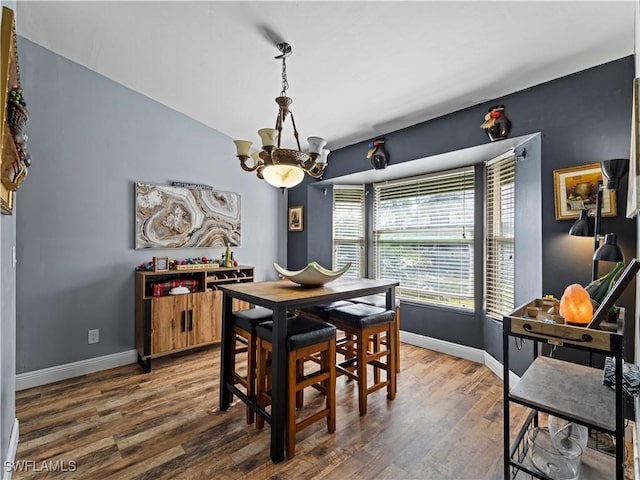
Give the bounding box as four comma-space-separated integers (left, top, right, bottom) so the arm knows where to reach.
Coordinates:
135, 183, 241, 249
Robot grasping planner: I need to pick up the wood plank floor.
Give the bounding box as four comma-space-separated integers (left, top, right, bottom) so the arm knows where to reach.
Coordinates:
14, 343, 526, 479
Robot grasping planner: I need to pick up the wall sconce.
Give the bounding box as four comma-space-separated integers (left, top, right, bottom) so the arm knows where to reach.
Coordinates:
569, 159, 628, 281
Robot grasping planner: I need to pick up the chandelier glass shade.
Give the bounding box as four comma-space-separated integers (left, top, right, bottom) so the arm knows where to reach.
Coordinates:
233, 42, 329, 189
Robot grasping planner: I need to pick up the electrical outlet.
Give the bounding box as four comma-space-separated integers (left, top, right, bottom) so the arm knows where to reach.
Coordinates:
88, 329, 99, 344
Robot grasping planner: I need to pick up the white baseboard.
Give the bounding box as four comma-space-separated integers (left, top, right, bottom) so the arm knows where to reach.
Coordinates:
3, 419, 18, 480
16, 350, 137, 391
400, 331, 520, 384
400, 331, 485, 364
484, 351, 520, 385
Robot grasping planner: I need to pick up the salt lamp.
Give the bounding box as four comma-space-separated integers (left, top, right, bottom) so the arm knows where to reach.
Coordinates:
559, 283, 593, 326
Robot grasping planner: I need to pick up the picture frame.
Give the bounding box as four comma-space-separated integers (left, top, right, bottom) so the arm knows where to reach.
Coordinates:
553, 163, 617, 220
153, 256, 169, 272
288, 206, 303, 232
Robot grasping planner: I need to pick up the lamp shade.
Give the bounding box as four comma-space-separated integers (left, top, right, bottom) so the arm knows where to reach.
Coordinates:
601, 158, 629, 190
568, 209, 592, 236
593, 233, 624, 263
318, 149, 330, 166
262, 164, 305, 188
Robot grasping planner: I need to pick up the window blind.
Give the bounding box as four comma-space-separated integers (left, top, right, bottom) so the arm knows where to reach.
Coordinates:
373, 168, 475, 309
333, 185, 365, 278
486, 153, 515, 319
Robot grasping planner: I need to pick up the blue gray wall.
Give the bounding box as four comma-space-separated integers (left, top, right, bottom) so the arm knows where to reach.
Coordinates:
15, 38, 285, 374
289, 56, 637, 374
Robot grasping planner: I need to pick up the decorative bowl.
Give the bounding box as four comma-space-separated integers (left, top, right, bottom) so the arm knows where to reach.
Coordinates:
273, 261, 351, 286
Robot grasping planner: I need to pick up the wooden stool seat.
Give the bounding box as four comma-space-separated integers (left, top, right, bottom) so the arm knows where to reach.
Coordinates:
350, 295, 401, 372
326, 303, 396, 416
255, 317, 336, 459
230, 306, 273, 423
295, 301, 355, 321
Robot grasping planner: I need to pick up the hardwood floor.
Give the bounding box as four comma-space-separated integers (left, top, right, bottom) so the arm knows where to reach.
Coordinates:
14, 343, 525, 479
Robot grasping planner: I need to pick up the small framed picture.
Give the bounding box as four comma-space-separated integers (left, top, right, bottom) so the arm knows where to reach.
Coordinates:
288, 206, 303, 232
153, 256, 169, 272
553, 163, 617, 220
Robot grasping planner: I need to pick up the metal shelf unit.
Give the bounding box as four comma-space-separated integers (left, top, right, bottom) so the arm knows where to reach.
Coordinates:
503, 300, 625, 479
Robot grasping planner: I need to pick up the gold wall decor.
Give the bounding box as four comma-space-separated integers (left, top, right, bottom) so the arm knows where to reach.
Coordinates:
0, 7, 31, 215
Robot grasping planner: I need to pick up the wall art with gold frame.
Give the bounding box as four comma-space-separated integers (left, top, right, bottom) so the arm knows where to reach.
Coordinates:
553, 163, 617, 220
288, 206, 303, 232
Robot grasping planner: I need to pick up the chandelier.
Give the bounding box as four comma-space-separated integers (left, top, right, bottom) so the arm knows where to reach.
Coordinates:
233, 42, 329, 189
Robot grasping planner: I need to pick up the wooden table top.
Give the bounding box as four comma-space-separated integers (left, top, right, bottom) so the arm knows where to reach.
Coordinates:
219, 277, 398, 306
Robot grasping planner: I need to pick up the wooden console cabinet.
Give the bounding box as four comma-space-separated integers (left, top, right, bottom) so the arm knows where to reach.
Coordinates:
135, 265, 254, 372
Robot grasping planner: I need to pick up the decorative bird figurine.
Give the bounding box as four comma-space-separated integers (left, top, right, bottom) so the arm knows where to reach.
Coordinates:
481, 105, 512, 141
367, 138, 389, 169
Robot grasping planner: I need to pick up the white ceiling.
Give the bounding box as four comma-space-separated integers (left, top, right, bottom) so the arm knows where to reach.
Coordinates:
14, 1, 637, 152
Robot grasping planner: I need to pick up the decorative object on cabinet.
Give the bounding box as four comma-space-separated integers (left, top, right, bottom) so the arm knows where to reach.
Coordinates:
367, 138, 389, 170
0, 7, 31, 214
503, 300, 627, 479
480, 105, 511, 141
153, 256, 169, 272
554, 163, 617, 220
288, 205, 303, 232
135, 182, 241, 249
135, 265, 254, 372
233, 42, 329, 189
273, 261, 351, 286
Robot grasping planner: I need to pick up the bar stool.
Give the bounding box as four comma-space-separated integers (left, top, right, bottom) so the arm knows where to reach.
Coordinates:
327, 303, 396, 416
350, 295, 401, 372
229, 306, 273, 423
255, 316, 336, 459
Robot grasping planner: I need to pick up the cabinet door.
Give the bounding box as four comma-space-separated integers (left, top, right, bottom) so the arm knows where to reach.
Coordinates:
189, 291, 220, 345
151, 295, 188, 354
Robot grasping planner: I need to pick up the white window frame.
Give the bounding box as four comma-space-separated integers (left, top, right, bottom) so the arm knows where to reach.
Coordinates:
373, 167, 475, 310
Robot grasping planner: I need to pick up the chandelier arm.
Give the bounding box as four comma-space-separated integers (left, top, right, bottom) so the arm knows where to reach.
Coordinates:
305, 164, 326, 178
288, 111, 303, 152
276, 110, 283, 149
238, 156, 262, 172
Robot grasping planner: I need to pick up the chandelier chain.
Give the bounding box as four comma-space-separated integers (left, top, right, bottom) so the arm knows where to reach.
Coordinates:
280, 57, 289, 97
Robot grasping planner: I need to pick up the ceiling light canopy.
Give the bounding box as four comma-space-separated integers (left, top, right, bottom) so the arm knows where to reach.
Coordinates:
233, 42, 329, 189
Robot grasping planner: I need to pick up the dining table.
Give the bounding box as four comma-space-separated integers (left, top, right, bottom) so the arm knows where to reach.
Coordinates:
218, 277, 399, 463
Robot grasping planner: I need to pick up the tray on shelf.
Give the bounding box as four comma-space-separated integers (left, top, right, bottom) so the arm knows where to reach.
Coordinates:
505, 299, 623, 352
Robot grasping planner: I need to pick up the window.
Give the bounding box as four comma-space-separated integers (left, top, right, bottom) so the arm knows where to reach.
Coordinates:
485, 153, 515, 319
373, 168, 475, 309
333, 185, 365, 278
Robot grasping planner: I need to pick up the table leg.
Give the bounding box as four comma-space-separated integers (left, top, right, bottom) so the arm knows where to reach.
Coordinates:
385, 286, 395, 311
219, 292, 235, 410
270, 305, 288, 463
